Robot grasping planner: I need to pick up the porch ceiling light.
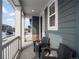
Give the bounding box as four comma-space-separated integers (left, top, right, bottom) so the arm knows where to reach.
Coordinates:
32, 10, 35, 12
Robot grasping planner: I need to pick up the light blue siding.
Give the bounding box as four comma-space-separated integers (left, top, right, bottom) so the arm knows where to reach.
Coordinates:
44, 0, 78, 57
47, 0, 76, 49
44, 0, 79, 58
75, 0, 79, 58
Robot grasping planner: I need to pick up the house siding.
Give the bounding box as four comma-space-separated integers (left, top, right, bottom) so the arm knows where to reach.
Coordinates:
76, 0, 79, 58
45, 0, 78, 56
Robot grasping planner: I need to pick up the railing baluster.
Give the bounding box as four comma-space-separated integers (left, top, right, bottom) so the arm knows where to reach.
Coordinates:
6, 47, 7, 59
2, 36, 20, 59
18, 38, 19, 50
4, 48, 6, 59
7, 46, 8, 59
10, 44, 11, 59
2, 49, 4, 59
8, 46, 9, 59
2, 50, 3, 59
10, 44, 12, 59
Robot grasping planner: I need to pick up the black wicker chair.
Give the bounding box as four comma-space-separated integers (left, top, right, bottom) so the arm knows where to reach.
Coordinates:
41, 43, 76, 59
38, 36, 50, 58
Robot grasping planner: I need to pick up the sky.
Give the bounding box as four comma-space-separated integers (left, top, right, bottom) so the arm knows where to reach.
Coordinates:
25, 18, 30, 28
2, 0, 30, 28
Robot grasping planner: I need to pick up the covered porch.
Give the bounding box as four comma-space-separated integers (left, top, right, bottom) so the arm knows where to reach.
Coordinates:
1, 0, 79, 59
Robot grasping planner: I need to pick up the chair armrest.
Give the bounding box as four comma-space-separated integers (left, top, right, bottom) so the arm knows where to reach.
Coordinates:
42, 47, 58, 52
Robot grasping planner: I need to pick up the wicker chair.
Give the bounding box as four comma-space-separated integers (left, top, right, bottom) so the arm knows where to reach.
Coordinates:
38, 36, 50, 58
41, 43, 76, 59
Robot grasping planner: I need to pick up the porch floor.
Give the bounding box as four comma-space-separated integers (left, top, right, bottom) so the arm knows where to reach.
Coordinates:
18, 44, 39, 59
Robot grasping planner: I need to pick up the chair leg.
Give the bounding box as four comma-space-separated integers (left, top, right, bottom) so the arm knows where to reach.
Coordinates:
33, 41, 36, 52
39, 51, 40, 58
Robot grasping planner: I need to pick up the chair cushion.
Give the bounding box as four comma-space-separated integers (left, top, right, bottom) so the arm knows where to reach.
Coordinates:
44, 50, 58, 57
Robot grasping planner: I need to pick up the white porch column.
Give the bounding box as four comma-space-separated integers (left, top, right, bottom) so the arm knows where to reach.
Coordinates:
0, 1, 2, 59
15, 7, 22, 49
0, 7, 2, 59
0, 18, 2, 59
22, 13, 25, 47
39, 17, 41, 40
42, 11, 45, 37
15, 8, 22, 36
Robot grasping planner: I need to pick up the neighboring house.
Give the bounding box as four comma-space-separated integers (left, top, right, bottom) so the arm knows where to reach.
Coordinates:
2, 24, 14, 39
2, 24, 14, 35
2, 24, 12, 32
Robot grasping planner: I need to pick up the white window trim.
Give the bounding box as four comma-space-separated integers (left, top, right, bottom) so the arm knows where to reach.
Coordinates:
48, 0, 58, 31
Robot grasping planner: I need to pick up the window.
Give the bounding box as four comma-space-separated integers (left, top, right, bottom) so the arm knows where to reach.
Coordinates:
48, 0, 58, 30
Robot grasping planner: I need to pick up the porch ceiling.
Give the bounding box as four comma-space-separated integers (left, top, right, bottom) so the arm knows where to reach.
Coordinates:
20, 0, 49, 16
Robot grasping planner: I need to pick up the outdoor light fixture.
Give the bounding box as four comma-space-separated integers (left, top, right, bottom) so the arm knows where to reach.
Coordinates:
32, 10, 35, 12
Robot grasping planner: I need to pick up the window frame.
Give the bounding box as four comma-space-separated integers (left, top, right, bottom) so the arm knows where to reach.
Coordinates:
48, 0, 58, 30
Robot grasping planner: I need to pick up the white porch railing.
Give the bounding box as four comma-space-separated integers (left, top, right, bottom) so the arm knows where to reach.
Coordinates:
2, 36, 21, 59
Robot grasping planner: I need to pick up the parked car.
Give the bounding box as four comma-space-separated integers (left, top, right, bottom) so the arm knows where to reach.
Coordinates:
6, 29, 13, 35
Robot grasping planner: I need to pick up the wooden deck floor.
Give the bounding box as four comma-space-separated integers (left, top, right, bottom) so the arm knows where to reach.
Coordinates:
18, 44, 39, 59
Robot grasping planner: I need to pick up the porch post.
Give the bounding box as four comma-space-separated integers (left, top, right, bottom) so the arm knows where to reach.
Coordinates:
0, 16, 2, 59
21, 13, 25, 47
42, 11, 45, 37
15, 7, 22, 50
0, 0, 2, 58
39, 16, 41, 40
